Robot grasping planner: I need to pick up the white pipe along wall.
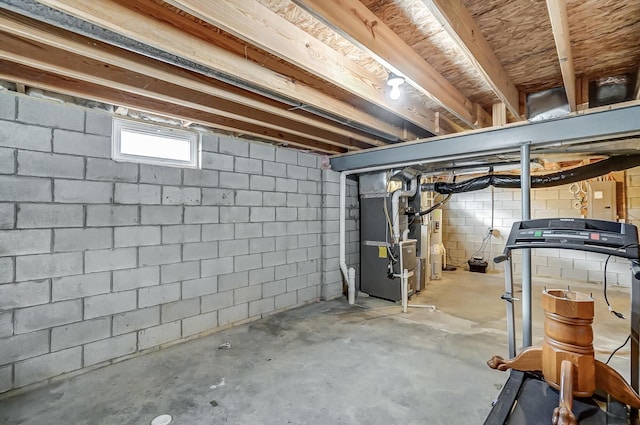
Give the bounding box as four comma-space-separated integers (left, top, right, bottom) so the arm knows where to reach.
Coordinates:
391, 178, 417, 243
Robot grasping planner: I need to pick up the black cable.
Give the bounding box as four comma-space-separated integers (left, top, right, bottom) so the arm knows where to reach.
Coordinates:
414, 194, 452, 217
603, 254, 625, 319
603, 243, 640, 320
600, 242, 640, 364
468, 231, 492, 262
605, 334, 631, 365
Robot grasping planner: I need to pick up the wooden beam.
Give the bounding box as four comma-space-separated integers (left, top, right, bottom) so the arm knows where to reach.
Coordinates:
293, 0, 490, 128
0, 32, 367, 151
422, 0, 522, 121
492, 103, 507, 127
0, 10, 384, 148
576, 77, 589, 111
34, 0, 412, 141
0, 61, 343, 154
634, 65, 640, 100
546, 0, 576, 111
165, 0, 442, 135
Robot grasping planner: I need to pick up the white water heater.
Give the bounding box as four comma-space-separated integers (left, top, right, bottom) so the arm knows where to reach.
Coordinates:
430, 208, 444, 280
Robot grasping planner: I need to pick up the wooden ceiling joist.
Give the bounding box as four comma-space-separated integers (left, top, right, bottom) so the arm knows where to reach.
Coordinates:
33, 0, 410, 142
546, 0, 576, 112
492, 103, 507, 127
0, 61, 344, 154
634, 65, 640, 100
0, 10, 385, 149
293, 0, 491, 129
0, 32, 369, 152
422, 0, 522, 121
165, 0, 442, 135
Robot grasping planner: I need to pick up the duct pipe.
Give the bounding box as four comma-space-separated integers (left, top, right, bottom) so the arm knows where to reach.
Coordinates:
391, 178, 418, 243
422, 154, 640, 194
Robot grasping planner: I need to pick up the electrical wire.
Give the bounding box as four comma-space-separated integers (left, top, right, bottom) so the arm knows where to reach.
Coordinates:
605, 334, 631, 365
603, 243, 640, 319
601, 242, 640, 364
415, 193, 452, 216
468, 231, 492, 261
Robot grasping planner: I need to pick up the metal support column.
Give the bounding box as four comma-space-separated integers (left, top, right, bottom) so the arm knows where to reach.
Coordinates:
521, 143, 532, 348
631, 262, 640, 424
503, 257, 516, 358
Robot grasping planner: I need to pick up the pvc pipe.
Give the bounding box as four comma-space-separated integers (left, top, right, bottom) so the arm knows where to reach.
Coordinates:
442, 245, 447, 269
391, 178, 417, 242
339, 172, 349, 292
402, 269, 408, 313
348, 267, 356, 305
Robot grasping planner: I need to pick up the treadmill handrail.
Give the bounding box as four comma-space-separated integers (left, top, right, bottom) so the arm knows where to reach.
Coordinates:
498, 219, 640, 261
503, 242, 638, 260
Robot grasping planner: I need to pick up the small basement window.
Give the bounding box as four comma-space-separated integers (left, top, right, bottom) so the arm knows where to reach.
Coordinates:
112, 118, 200, 168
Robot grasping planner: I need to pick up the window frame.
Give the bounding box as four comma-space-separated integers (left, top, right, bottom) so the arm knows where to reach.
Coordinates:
111, 117, 201, 169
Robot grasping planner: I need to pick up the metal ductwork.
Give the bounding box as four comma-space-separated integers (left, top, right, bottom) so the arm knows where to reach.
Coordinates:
422, 154, 640, 194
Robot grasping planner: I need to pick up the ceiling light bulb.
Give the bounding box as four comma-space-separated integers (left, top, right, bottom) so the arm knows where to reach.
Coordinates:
386, 72, 405, 101
389, 84, 401, 101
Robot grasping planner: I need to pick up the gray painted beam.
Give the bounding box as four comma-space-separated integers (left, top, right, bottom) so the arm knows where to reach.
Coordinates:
330, 104, 640, 171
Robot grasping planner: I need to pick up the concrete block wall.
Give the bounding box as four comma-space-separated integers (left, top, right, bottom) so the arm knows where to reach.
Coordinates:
443, 181, 637, 286
0, 91, 358, 393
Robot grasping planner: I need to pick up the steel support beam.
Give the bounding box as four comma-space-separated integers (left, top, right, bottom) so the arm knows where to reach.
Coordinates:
330, 104, 640, 172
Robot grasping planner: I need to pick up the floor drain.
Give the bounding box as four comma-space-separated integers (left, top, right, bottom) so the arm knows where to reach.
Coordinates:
151, 414, 172, 425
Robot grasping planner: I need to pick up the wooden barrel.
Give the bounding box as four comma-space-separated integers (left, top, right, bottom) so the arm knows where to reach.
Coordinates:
541, 289, 596, 397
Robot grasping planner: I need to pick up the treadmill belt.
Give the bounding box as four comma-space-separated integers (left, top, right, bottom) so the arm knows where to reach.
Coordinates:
502, 375, 628, 425
508, 378, 604, 424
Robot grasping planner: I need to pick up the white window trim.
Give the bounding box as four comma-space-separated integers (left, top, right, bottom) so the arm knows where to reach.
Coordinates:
112, 117, 201, 168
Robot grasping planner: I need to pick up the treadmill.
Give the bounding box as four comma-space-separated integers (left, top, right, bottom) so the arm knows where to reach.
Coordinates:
484, 218, 640, 425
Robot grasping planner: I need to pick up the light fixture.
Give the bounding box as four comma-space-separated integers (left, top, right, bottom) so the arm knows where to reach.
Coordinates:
387, 72, 405, 101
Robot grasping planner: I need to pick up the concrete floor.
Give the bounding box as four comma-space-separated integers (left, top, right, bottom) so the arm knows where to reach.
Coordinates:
0, 269, 633, 425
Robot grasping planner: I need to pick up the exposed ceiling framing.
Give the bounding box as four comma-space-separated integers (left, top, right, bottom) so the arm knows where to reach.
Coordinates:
0, 0, 638, 157
546, 0, 576, 112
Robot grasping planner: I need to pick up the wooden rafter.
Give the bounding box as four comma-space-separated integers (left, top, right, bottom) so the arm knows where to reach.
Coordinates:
634, 65, 640, 100
165, 0, 443, 135
0, 32, 370, 152
546, 0, 576, 111
33, 0, 412, 141
492, 103, 506, 127
293, 0, 491, 129
0, 61, 343, 154
0, 11, 385, 148
422, 0, 522, 121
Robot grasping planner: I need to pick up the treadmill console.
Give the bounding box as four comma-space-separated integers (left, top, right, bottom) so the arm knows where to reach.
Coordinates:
503, 218, 639, 260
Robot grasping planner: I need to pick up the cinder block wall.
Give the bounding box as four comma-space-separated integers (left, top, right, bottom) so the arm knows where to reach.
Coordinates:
443, 181, 638, 286
0, 91, 358, 393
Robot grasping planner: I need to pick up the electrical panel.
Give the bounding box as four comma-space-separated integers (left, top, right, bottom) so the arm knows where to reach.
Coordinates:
587, 181, 617, 221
